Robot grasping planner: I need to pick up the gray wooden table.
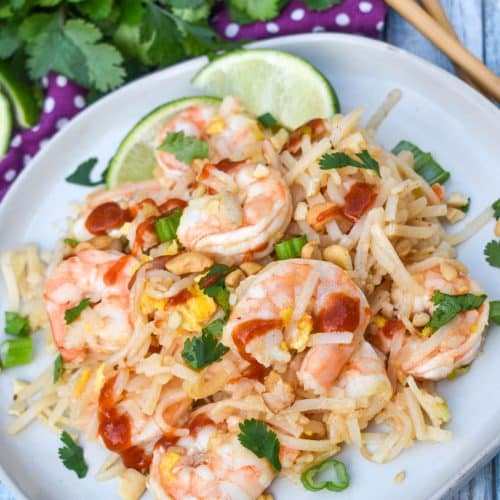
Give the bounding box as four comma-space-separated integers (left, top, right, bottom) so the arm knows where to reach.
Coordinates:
0, 1, 498, 499
386, 1, 499, 498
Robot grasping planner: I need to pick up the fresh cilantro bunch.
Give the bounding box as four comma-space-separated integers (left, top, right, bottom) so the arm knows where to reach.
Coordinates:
0, 0, 344, 99
0, 0, 234, 97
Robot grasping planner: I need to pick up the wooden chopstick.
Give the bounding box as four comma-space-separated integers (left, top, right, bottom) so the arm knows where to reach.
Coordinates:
419, 0, 481, 91
385, 0, 500, 102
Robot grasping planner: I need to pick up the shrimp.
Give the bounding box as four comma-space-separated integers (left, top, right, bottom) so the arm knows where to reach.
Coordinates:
223, 259, 371, 394
177, 161, 292, 263
328, 340, 392, 430
380, 258, 489, 380
155, 97, 265, 182
148, 424, 274, 500
98, 372, 192, 472
44, 249, 138, 362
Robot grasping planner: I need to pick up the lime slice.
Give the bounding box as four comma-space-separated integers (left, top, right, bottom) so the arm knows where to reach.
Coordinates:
0, 61, 41, 129
0, 90, 12, 159
106, 96, 220, 188
191, 49, 339, 129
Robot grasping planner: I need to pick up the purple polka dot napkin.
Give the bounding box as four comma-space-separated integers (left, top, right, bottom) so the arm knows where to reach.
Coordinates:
0, 0, 385, 201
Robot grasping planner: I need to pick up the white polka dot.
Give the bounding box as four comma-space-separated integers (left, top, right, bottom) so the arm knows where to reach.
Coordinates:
376, 20, 385, 31
312, 25, 325, 32
56, 75, 68, 87
10, 134, 21, 147
56, 118, 69, 130
23, 154, 31, 166
44, 97, 55, 113
74, 95, 86, 109
290, 8, 305, 21
224, 23, 239, 38
266, 22, 280, 34
40, 139, 49, 149
32, 124, 40, 132
42, 76, 49, 88
359, 1, 373, 13
4, 169, 16, 182
335, 13, 351, 27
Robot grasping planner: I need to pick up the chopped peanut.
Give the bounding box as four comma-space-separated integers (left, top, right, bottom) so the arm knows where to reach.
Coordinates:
440, 262, 458, 281
165, 252, 213, 275
446, 207, 466, 224
412, 312, 430, 327
300, 241, 321, 259
322, 244, 353, 271
253, 164, 269, 178
240, 261, 262, 276
495, 220, 500, 238
225, 269, 245, 288
293, 201, 308, 221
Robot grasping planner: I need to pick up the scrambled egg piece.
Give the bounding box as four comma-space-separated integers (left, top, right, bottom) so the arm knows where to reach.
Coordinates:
290, 314, 313, 352
373, 315, 387, 328
162, 240, 179, 256
140, 295, 167, 316
206, 116, 225, 135
160, 452, 181, 481
177, 285, 217, 332
73, 368, 91, 397
94, 363, 108, 394
280, 308, 293, 326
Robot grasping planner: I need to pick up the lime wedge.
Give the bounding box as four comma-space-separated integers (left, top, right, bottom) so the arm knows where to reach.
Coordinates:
0, 90, 12, 159
191, 49, 339, 129
0, 61, 41, 129
106, 96, 220, 188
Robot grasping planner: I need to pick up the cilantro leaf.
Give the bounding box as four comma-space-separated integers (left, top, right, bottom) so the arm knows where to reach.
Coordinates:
0, 23, 22, 59
258, 112, 277, 128
492, 199, 500, 220
319, 149, 381, 177
54, 354, 63, 382
64, 20, 125, 92
65, 157, 105, 186
140, 3, 185, 67
58, 431, 88, 478
303, 0, 343, 10
64, 298, 91, 324
157, 131, 209, 165
182, 331, 229, 369
20, 14, 124, 92
199, 264, 233, 291
75, 0, 114, 21
202, 317, 225, 336
238, 418, 281, 471
170, 0, 211, 23
489, 300, 500, 325
4, 311, 31, 337
485, 240, 500, 268
428, 291, 487, 329
227, 0, 283, 23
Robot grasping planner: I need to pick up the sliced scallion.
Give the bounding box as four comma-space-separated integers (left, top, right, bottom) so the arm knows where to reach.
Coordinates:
0, 337, 33, 368
392, 140, 450, 185
274, 235, 307, 260
155, 209, 182, 243
300, 458, 350, 492
4, 311, 31, 336
64, 298, 91, 325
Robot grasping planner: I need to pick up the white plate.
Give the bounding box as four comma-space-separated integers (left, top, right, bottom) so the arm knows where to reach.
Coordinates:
1, 33, 499, 500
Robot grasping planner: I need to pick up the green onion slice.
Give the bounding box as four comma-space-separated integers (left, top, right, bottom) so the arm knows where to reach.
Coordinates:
274, 235, 307, 260
300, 458, 350, 492
392, 140, 450, 185
0, 337, 33, 368
4, 311, 31, 336
64, 298, 91, 325
155, 209, 183, 243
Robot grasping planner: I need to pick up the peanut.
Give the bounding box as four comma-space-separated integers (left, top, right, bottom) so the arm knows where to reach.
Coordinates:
165, 252, 213, 275
300, 241, 321, 259
225, 269, 245, 288
240, 262, 262, 276
322, 244, 353, 271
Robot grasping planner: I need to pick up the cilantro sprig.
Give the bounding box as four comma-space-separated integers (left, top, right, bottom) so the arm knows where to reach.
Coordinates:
492, 199, 500, 219
428, 291, 487, 330
157, 131, 208, 165
489, 301, 500, 325
199, 263, 234, 318
485, 240, 500, 268
58, 431, 88, 478
320, 150, 381, 177
65, 157, 105, 186
182, 331, 229, 369
238, 418, 281, 471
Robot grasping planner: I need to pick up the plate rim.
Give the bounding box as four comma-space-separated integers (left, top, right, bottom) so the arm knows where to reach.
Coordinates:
1, 32, 499, 500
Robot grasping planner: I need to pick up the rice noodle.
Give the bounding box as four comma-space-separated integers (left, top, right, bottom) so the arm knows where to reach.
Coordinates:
308, 332, 353, 346
365, 89, 402, 133
447, 206, 494, 245
276, 432, 336, 452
